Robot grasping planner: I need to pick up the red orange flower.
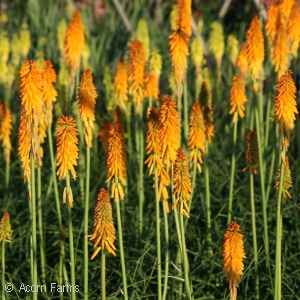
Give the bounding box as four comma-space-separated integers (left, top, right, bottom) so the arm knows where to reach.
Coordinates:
0, 100, 12, 163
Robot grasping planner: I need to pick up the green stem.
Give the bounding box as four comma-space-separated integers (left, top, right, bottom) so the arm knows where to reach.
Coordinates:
250, 174, 259, 299
37, 167, 46, 285
84, 145, 90, 300
183, 80, 189, 148
101, 250, 106, 300
30, 155, 37, 300
4, 161, 10, 206
179, 213, 191, 299
274, 144, 286, 300
2, 241, 5, 300
66, 173, 76, 300
162, 202, 169, 300
227, 113, 238, 224
138, 108, 145, 237
154, 166, 162, 300
116, 196, 128, 299
255, 107, 270, 271
204, 140, 212, 256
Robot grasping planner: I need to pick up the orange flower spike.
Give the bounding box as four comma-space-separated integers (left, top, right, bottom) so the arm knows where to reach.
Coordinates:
64, 10, 85, 74
0, 213, 12, 243
128, 40, 146, 111
114, 60, 128, 110
274, 70, 298, 148
243, 131, 259, 175
42, 60, 58, 127
144, 71, 159, 100
159, 96, 181, 167
223, 221, 246, 300
99, 119, 113, 154
78, 69, 97, 148
229, 75, 248, 122
56, 116, 79, 180
266, 4, 280, 43
105, 124, 127, 201
89, 188, 117, 259
0, 101, 12, 164
273, 20, 289, 78
246, 16, 265, 94
288, 1, 300, 56
18, 109, 31, 183
237, 44, 248, 80
19, 60, 43, 120
188, 101, 206, 173
172, 148, 192, 218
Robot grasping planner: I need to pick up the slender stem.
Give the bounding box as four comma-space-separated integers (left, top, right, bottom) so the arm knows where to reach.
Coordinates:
162, 202, 169, 300
4, 162, 10, 206
84, 145, 90, 300
66, 173, 76, 300
138, 108, 145, 236
204, 140, 212, 256
154, 166, 162, 300
183, 80, 189, 148
2, 241, 5, 300
179, 213, 191, 299
274, 144, 286, 300
101, 250, 106, 300
264, 96, 272, 174
255, 107, 270, 270
116, 198, 128, 300
250, 174, 259, 299
37, 167, 46, 285
227, 113, 238, 224
30, 155, 38, 300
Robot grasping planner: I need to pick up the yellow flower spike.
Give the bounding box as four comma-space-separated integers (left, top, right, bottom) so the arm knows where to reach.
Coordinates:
56, 116, 79, 180
237, 44, 249, 80
114, 60, 128, 111
223, 221, 246, 300
170, 5, 178, 31
20, 23, 31, 59
78, 69, 97, 148
0, 11, 8, 24
90, 188, 117, 259
288, 1, 300, 57
137, 19, 150, 61
273, 20, 289, 78
11, 33, 22, 67
229, 75, 248, 122
191, 37, 204, 72
172, 148, 192, 218
226, 34, 239, 67
246, 16, 265, 94
188, 101, 206, 172
18, 109, 31, 183
243, 131, 259, 175
64, 10, 85, 76
57, 19, 67, 54
159, 96, 181, 167
81, 42, 91, 70
274, 70, 298, 149
274, 156, 293, 199
42, 60, 58, 127
128, 40, 146, 111
0, 100, 12, 164
105, 124, 127, 201
0, 213, 12, 243
209, 21, 225, 78
149, 49, 163, 79
0, 31, 9, 64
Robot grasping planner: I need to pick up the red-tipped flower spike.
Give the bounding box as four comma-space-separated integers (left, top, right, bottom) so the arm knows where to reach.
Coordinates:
78, 69, 97, 147
274, 70, 298, 148
128, 40, 146, 111
243, 131, 259, 175
246, 16, 265, 94
105, 124, 127, 201
0, 100, 12, 163
229, 75, 248, 122
64, 10, 85, 75
90, 188, 117, 259
223, 221, 246, 300
188, 101, 206, 173
0, 213, 12, 243
56, 116, 79, 180
172, 148, 192, 218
